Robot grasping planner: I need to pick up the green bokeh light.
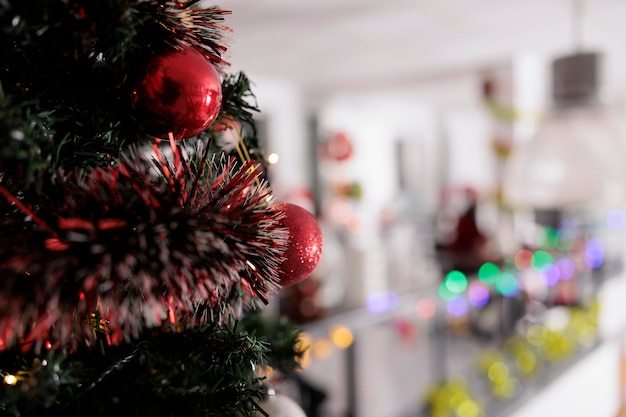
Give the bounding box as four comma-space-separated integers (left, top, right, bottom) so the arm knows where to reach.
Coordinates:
444, 270, 468, 294
537, 227, 559, 249
496, 272, 519, 297
478, 262, 500, 285
439, 282, 456, 301
531, 251, 553, 269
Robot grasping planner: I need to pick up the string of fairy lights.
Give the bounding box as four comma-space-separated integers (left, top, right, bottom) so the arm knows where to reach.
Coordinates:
293, 208, 623, 416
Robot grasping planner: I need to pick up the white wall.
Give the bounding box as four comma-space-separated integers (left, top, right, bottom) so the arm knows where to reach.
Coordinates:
251, 76, 311, 204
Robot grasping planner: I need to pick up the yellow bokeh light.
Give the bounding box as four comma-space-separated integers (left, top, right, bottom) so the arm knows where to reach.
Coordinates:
527, 324, 547, 346
296, 332, 312, 351
516, 352, 538, 376
267, 153, 280, 165
295, 332, 313, 369
457, 400, 481, 417
298, 348, 312, 370
258, 365, 274, 379
494, 378, 518, 399
311, 338, 333, 360
487, 362, 509, 383
330, 325, 353, 349
3, 374, 17, 385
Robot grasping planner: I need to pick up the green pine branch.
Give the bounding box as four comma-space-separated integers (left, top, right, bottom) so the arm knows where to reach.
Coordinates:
0, 318, 291, 417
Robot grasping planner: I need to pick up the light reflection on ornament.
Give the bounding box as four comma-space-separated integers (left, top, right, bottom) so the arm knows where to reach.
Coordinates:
415, 298, 436, 319
607, 209, 625, 231
447, 296, 468, 317
245, 260, 257, 271
129, 46, 222, 140
585, 238, 605, 269
468, 282, 490, 308
277, 202, 323, 286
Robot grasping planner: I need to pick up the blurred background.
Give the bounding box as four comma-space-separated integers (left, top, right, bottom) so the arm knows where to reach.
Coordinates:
221, 1, 626, 416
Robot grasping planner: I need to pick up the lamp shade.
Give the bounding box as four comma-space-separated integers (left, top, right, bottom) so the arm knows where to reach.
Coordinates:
503, 105, 626, 209
503, 53, 626, 210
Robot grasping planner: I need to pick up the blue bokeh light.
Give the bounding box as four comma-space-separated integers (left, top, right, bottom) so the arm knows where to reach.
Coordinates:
446, 296, 469, 317
607, 209, 625, 232
585, 238, 605, 269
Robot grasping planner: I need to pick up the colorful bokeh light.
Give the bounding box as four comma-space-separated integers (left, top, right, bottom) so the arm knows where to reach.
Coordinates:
537, 227, 559, 249
496, 273, 519, 297
556, 258, 575, 280
3, 374, 17, 385
468, 282, 490, 308
539, 264, 560, 286
531, 251, 553, 270
558, 219, 579, 250
439, 282, 456, 301
584, 238, 604, 269
478, 262, 500, 285
311, 338, 333, 359
514, 250, 533, 270
445, 270, 468, 294
296, 333, 313, 369
366, 291, 400, 314
330, 325, 354, 349
446, 296, 468, 317
607, 209, 625, 232
415, 298, 436, 319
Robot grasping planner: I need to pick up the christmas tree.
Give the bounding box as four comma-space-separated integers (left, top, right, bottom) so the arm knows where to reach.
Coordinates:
0, 1, 322, 416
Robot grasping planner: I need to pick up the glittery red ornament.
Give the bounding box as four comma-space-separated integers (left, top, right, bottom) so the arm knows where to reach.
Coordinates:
129, 46, 222, 140
278, 203, 323, 286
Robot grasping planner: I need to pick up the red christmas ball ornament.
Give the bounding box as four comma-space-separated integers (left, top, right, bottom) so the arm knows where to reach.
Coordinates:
318, 131, 354, 162
278, 203, 323, 286
327, 131, 353, 161
129, 46, 222, 140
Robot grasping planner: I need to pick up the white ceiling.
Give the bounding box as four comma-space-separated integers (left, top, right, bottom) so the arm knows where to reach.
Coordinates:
220, 0, 626, 100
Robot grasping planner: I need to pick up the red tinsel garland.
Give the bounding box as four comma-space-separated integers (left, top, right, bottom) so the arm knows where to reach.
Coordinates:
0, 142, 288, 352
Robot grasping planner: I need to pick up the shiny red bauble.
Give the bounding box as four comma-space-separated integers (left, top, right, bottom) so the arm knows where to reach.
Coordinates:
129, 46, 222, 140
278, 203, 323, 287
